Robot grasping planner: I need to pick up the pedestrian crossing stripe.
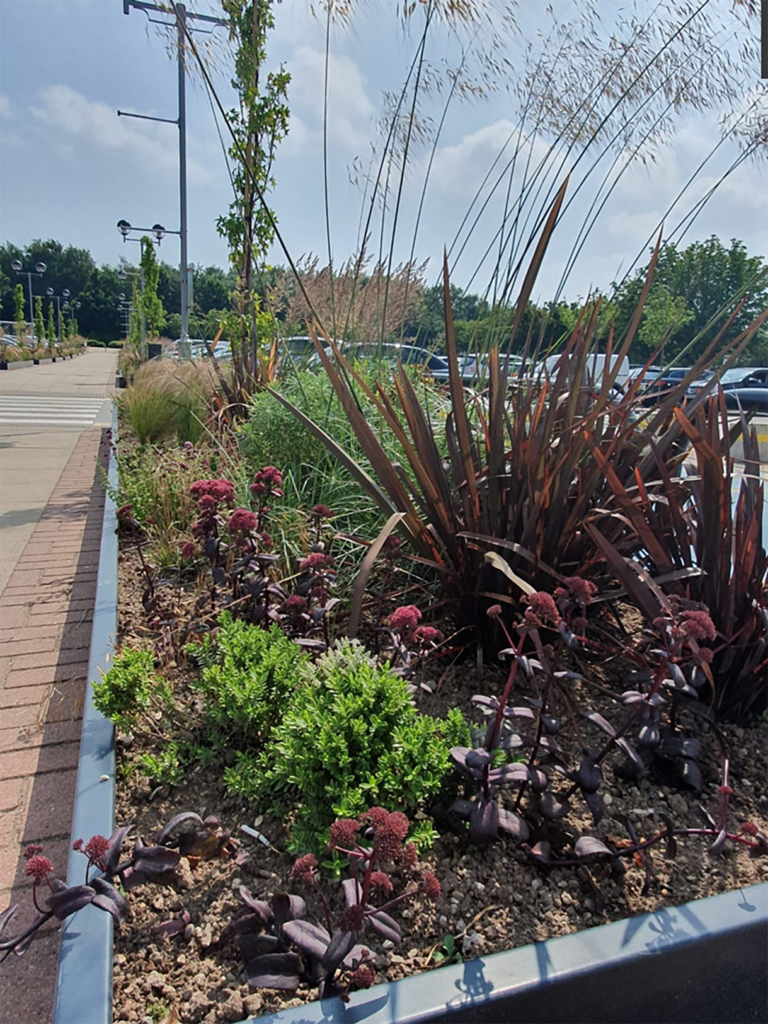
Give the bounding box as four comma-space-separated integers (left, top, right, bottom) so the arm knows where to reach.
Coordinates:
0, 396, 109, 428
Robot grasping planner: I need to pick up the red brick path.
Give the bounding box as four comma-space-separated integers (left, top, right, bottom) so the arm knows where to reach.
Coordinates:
0, 426, 109, 1024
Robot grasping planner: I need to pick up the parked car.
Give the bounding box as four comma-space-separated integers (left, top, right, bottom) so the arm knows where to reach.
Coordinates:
532, 352, 631, 389
724, 387, 768, 413
638, 366, 692, 405
341, 343, 453, 378
174, 338, 231, 361
685, 367, 768, 399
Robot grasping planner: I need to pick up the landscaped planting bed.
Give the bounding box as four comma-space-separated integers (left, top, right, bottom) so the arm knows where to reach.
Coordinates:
3, 323, 768, 1024
106, 544, 768, 1024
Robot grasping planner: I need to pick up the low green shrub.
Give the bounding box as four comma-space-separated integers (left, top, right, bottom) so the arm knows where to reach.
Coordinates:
93, 647, 170, 732
225, 638, 470, 855
137, 742, 185, 787
187, 613, 307, 746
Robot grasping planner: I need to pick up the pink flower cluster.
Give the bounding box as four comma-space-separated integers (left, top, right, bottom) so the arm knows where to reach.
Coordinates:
227, 508, 259, 536
523, 591, 562, 628
554, 576, 597, 609
387, 605, 421, 634
25, 854, 53, 880
413, 625, 444, 646
190, 478, 235, 504
299, 552, 335, 573
679, 610, 716, 642
250, 466, 283, 497
290, 852, 318, 885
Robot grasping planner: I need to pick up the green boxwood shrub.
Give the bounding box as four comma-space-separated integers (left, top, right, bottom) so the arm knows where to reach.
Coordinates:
93, 647, 166, 732
225, 638, 470, 854
187, 613, 307, 746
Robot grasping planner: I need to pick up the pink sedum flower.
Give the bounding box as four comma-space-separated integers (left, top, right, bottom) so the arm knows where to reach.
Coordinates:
227, 508, 259, 536
387, 605, 422, 634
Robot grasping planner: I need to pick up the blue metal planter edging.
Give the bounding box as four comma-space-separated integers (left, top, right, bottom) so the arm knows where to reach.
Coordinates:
51, 407, 768, 1024
54, 406, 118, 1024
251, 882, 768, 1024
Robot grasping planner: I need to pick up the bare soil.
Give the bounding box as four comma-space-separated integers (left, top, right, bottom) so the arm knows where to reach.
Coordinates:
111, 546, 768, 1024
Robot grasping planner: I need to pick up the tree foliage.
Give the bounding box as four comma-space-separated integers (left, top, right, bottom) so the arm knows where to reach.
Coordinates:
13, 284, 25, 342
47, 302, 57, 353
139, 237, 166, 338
217, 0, 290, 352
34, 295, 45, 349
611, 237, 768, 363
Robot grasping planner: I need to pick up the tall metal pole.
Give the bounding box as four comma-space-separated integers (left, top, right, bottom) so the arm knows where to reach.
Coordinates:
177, 3, 189, 344
122, 1, 225, 343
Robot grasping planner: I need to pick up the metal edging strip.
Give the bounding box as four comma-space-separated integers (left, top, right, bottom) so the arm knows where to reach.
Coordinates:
54, 404, 118, 1024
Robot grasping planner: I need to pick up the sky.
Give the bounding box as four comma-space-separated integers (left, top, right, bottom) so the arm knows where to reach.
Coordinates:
0, 0, 766, 304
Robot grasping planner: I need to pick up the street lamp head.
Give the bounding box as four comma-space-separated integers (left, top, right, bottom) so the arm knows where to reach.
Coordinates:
118, 268, 127, 280
152, 223, 166, 242
118, 293, 126, 302
35, 262, 46, 274
62, 289, 70, 299
117, 219, 132, 238
75, 301, 81, 310
46, 287, 54, 297
11, 260, 22, 272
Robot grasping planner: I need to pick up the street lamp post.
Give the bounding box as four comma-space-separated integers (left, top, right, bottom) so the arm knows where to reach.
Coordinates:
11, 258, 46, 339
120, 0, 227, 344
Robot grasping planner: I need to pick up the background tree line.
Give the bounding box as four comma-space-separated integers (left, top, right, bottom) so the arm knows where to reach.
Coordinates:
0, 235, 765, 364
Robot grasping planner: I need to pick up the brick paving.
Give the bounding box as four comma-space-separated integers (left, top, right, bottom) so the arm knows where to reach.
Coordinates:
0, 425, 110, 1024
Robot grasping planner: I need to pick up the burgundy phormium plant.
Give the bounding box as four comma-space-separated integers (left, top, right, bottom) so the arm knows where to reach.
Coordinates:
0, 813, 244, 962
222, 808, 440, 1001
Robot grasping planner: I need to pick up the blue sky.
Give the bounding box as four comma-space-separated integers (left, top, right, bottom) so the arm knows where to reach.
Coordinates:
0, 0, 766, 302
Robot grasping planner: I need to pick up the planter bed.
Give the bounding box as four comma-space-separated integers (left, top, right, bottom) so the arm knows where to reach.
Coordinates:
51, 532, 768, 1024
45, 413, 768, 1024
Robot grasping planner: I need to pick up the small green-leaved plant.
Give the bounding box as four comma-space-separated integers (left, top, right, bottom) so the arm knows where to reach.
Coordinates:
93, 648, 170, 732
225, 638, 470, 855
138, 743, 185, 787
433, 934, 462, 966
186, 612, 307, 746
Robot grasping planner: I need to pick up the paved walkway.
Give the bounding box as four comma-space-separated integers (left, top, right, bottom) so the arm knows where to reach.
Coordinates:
0, 349, 116, 1024
0, 349, 115, 592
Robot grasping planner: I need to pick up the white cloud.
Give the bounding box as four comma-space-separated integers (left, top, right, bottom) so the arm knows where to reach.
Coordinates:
283, 46, 375, 154
30, 84, 214, 185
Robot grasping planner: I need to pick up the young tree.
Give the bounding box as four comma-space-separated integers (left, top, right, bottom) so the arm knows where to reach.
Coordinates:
13, 284, 26, 350
129, 279, 144, 348
139, 237, 165, 338
34, 295, 45, 351
217, 0, 290, 354
46, 302, 57, 356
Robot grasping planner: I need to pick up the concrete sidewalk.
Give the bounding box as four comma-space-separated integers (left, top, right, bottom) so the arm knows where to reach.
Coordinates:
0, 348, 116, 593
0, 349, 116, 1024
